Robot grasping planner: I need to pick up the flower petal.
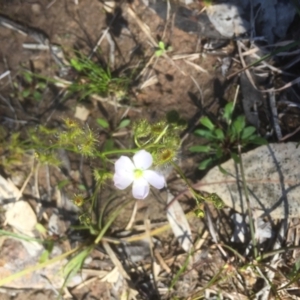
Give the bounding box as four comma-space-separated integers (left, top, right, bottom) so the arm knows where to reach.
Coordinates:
143, 170, 165, 189
115, 156, 135, 173
114, 170, 134, 190
133, 150, 153, 170
132, 178, 150, 199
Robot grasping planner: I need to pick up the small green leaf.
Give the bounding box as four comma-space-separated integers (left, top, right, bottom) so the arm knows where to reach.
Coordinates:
103, 138, 114, 152
241, 126, 257, 140
63, 247, 92, 287
231, 152, 240, 163
232, 116, 246, 136
189, 145, 211, 153
22, 90, 30, 98
194, 129, 215, 139
214, 128, 225, 140
158, 41, 165, 50
155, 49, 164, 57
78, 184, 86, 191
216, 146, 223, 158
96, 118, 109, 129
37, 82, 47, 89
35, 223, 47, 234
200, 116, 215, 130
39, 249, 50, 263
70, 58, 83, 71
218, 165, 228, 174
248, 136, 268, 145
118, 119, 130, 129
198, 157, 213, 170
57, 179, 70, 190
223, 102, 234, 123
39, 242, 53, 263
33, 90, 42, 101
24, 72, 33, 84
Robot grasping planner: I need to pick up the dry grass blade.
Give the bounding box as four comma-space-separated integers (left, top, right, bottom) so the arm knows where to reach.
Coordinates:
125, 201, 138, 230
102, 241, 130, 280
184, 59, 208, 74
139, 75, 158, 89
166, 191, 193, 253
261, 76, 300, 93
127, 6, 157, 47
17, 157, 35, 201
171, 53, 200, 61
236, 40, 259, 91
73, 269, 109, 291
0, 70, 10, 80
154, 249, 171, 274
279, 125, 300, 142
240, 42, 294, 76
227, 40, 300, 80
205, 206, 227, 258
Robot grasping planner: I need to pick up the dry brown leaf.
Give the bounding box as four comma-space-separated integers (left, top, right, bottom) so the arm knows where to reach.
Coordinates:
196, 143, 300, 219
5, 200, 37, 234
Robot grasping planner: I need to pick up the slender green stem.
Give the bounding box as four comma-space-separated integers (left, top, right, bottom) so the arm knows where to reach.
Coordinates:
134, 135, 142, 148
171, 161, 204, 202
94, 199, 133, 244
99, 148, 138, 157
238, 144, 257, 258
154, 125, 169, 144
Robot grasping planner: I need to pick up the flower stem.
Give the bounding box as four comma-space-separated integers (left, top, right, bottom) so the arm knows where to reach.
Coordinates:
154, 124, 169, 144
171, 161, 204, 202
99, 148, 138, 157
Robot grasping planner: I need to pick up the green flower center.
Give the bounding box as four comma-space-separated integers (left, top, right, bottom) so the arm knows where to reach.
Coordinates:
134, 169, 143, 179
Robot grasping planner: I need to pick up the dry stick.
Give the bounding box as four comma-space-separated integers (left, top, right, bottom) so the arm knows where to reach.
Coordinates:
102, 241, 130, 280
89, 28, 110, 59
227, 40, 300, 80
269, 91, 282, 140
161, 0, 171, 41
125, 200, 138, 230
154, 249, 171, 274
236, 40, 259, 91
279, 125, 300, 142
88, 3, 124, 60
239, 42, 294, 76
16, 158, 35, 201
231, 84, 240, 125
205, 206, 227, 258
262, 76, 300, 93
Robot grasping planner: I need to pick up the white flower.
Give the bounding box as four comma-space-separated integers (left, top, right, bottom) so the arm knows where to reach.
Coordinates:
113, 150, 165, 199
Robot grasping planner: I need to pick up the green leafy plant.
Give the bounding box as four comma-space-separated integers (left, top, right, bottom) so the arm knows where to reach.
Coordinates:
190, 102, 267, 170
155, 41, 173, 57
11, 71, 47, 102
69, 53, 131, 100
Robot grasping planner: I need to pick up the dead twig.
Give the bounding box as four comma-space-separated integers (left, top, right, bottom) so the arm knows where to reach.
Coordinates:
268, 91, 282, 140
